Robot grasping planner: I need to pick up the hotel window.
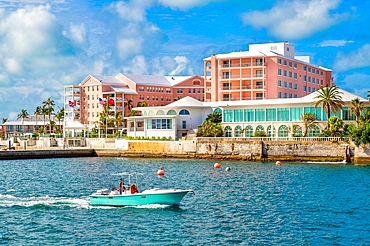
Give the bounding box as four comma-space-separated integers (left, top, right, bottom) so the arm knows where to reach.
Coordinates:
139, 95, 144, 100
294, 63, 297, 68
312, 68, 315, 74
289, 72, 292, 78
289, 82, 292, 89
294, 83, 297, 90
308, 87, 311, 92
88, 87, 90, 92
308, 67, 311, 72
92, 112, 94, 117
92, 86, 94, 91
304, 76, 307, 82
278, 80, 282, 87
294, 94, 297, 98
152, 96, 155, 100
284, 81, 287, 88
278, 92, 282, 98
92, 95, 94, 100
321, 80, 323, 85
303, 66, 306, 71
193, 88, 196, 93
283, 60, 287, 66
244, 109, 255, 122
283, 70, 287, 77
294, 73, 297, 79
177, 88, 183, 94
316, 78, 319, 84
288, 61, 292, 67
161, 96, 164, 101
266, 108, 276, 121
256, 93, 263, 99
198, 88, 201, 93
223, 110, 232, 122
97, 87, 99, 91
166, 88, 171, 93
278, 108, 289, 121
234, 109, 244, 122
255, 109, 265, 122
188, 88, 191, 93
289, 94, 292, 98
88, 95, 90, 100
304, 86, 307, 92
284, 93, 287, 98
223, 72, 230, 79
278, 69, 281, 75
321, 71, 323, 76
278, 58, 281, 64
308, 77, 311, 83
147, 96, 150, 101
316, 70, 319, 74
312, 88, 315, 92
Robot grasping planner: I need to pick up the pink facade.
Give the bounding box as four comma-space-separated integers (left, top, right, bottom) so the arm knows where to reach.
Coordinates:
204, 42, 333, 102
72, 74, 204, 125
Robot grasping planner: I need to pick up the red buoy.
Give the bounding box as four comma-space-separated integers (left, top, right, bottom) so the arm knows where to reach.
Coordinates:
157, 166, 165, 176
214, 163, 220, 169
276, 161, 282, 166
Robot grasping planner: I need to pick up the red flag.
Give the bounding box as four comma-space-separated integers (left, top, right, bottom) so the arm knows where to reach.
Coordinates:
108, 98, 115, 105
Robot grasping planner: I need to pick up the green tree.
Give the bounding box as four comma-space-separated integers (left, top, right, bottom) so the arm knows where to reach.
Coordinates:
41, 105, 48, 131
137, 101, 148, 107
205, 111, 222, 124
328, 116, 344, 136
55, 107, 64, 133
314, 86, 344, 126
367, 89, 370, 101
113, 111, 123, 133
300, 112, 317, 137
196, 120, 223, 137
17, 109, 29, 134
349, 98, 364, 124
34, 106, 43, 132
42, 96, 55, 133
124, 99, 133, 111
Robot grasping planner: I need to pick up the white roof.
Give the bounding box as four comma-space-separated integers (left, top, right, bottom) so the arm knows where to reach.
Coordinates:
111, 86, 138, 94
165, 76, 193, 86
64, 121, 88, 129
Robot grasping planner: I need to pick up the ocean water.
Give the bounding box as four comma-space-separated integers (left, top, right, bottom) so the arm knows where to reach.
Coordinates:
0, 157, 369, 245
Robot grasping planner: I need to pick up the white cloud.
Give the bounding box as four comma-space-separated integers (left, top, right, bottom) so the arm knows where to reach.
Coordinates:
69, 23, 86, 44
158, 0, 216, 10
339, 73, 370, 98
241, 0, 343, 40
169, 56, 190, 75
318, 40, 354, 47
334, 44, 370, 72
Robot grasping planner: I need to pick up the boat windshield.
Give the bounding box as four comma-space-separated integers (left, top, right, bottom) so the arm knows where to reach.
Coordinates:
111, 172, 144, 186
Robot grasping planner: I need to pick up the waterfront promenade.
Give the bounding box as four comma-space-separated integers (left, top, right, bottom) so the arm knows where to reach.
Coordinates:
1, 137, 369, 164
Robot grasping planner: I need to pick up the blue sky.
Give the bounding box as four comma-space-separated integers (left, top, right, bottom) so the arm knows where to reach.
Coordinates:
0, 0, 370, 120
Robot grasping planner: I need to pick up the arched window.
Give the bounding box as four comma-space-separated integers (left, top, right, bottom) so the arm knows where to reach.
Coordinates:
293, 125, 303, 137
256, 125, 264, 132
267, 125, 276, 137
245, 125, 253, 137
156, 110, 165, 115
307, 124, 320, 137
225, 126, 232, 137
167, 110, 176, 115
235, 125, 242, 137
214, 108, 222, 114
143, 111, 148, 116
179, 109, 190, 115
148, 110, 155, 116
278, 125, 288, 137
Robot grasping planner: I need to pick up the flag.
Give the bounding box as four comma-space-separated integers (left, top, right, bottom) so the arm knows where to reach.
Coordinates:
98, 98, 105, 105
108, 98, 115, 105
74, 100, 77, 107
69, 100, 74, 107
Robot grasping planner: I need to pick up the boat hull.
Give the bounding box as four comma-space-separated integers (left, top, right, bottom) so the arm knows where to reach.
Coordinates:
90, 189, 191, 207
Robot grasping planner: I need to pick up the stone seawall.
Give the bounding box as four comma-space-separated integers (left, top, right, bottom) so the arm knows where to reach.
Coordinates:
0, 149, 95, 160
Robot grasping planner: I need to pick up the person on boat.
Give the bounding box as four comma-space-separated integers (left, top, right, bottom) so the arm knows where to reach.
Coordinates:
131, 184, 139, 194
119, 178, 125, 195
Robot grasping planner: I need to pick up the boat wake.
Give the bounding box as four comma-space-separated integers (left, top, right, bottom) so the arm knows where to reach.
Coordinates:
0, 193, 90, 209
0, 194, 172, 210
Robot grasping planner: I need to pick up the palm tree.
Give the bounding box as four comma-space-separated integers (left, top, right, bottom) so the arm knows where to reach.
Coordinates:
367, 89, 370, 101
17, 109, 29, 134
300, 112, 317, 137
314, 86, 344, 126
113, 111, 123, 134
349, 98, 364, 124
55, 107, 64, 134
205, 111, 222, 124
124, 99, 133, 111
2, 118, 8, 124
34, 106, 43, 132
41, 106, 48, 132
137, 101, 148, 107
42, 97, 55, 133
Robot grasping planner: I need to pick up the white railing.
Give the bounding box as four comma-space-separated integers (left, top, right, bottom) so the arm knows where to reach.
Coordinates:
197, 137, 350, 142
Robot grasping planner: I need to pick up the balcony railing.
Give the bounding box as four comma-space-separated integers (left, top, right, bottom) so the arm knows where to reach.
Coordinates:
220, 96, 265, 101
221, 74, 265, 79
221, 85, 265, 91
221, 62, 265, 68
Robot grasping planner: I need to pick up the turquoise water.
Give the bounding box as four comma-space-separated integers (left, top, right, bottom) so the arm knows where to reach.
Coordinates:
1, 157, 370, 245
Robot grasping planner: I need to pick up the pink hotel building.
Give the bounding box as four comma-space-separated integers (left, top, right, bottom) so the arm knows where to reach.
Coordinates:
203, 42, 334, 102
